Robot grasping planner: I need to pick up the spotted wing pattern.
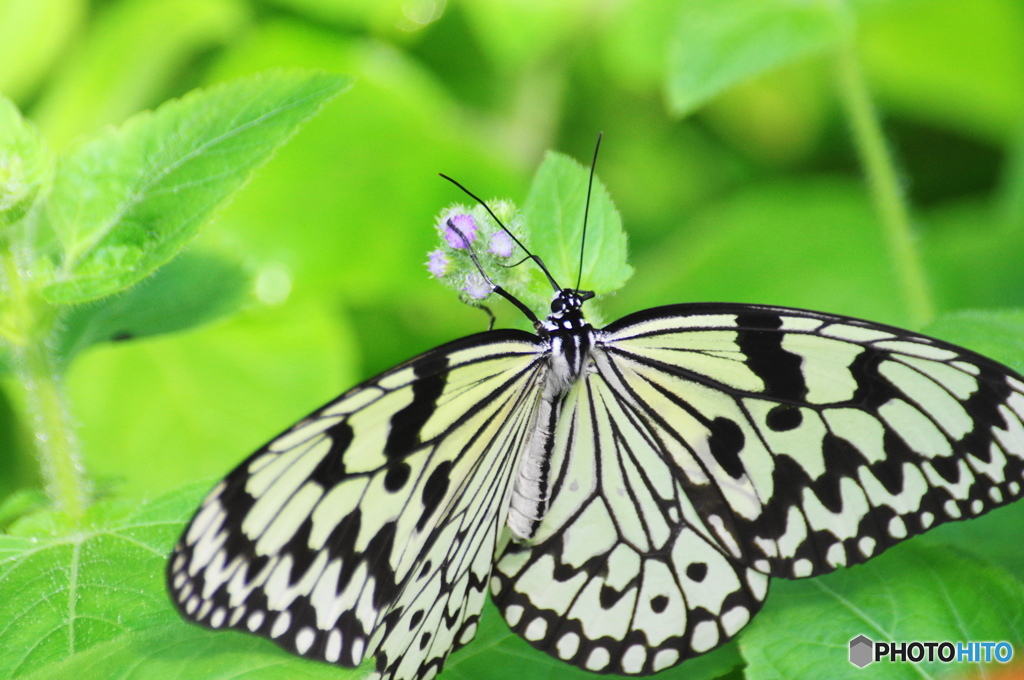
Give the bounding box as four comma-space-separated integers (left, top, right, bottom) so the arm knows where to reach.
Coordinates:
492, 303, 1024, 674
168, 331, 546, 680
492, 360, 770, 674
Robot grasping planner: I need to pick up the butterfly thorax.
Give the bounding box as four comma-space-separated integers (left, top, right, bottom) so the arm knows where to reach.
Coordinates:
508, 289, 595, 540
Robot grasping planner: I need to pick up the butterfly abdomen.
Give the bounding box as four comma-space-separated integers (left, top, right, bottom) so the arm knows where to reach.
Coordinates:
508, 310, 596, 541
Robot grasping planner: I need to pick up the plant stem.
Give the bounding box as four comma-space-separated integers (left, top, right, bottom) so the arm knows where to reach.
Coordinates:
1, 253, 87, 521
834, 40, 935, 327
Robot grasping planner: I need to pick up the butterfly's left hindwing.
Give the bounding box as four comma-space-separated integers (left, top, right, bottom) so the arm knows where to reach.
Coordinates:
168, 331, 546, 680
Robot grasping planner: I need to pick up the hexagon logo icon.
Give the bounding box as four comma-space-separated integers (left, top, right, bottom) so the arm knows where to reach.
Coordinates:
850, 635, 874, 668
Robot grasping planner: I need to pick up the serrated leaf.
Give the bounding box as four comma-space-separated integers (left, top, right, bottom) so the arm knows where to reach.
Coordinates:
32, 0, 251, 150
0, 96, 51, 229
0, 488, 200, 678
741, 543, 1024, 680
667, 0, 850, 116
52, 248, 251, 369
521, 151, 632, 310
39, 69, 350, 303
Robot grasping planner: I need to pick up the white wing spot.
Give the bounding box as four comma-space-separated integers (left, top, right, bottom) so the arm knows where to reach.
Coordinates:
270, 611, 292, 638
753, 559, 770, 573
792, 559, 813, 578
490, 576, 502, 594
944, 499, 962, 518
505, 604, 524, 626
746, 569, 769, 601
721, 605, 750, 636
826, 543, 846, 568
459, 621, 477, 645
229, 606, 246, 626
185, 595, 200, 615
920, 512, 935, 529
524, 617, 547, 641
585, 647, 611, 671
691, 620, 719, 653
1010, 482, 1021, 495
325, 630, 342, 663
556, 632, 580, 659
173, 572, 186, 589
653, 648, 680, 672
970, 499, 984, 514
990, 487, 1004, 503
247, 610, 265, 632
622, 644, 647, 674
197, 599, 213, 621
858, 536, 876, 558
209, 607, 226, 628
352, 637, 366, 664
888, 516, 907, 539
295, 627, 316, 654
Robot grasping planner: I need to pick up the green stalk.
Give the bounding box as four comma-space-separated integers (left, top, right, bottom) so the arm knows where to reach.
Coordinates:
2, 252, 87, 521
834, 40, 935, 327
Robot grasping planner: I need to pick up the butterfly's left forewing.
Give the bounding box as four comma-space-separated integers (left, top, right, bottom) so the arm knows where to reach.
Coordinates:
597, 303, 1024, 580
168, 331, 547, 680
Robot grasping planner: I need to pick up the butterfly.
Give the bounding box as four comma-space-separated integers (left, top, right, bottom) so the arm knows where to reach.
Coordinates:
168, 140, 1024, 680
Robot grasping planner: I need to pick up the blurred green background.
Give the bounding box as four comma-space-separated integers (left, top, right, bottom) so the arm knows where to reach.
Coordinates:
1, 0, 1022, 504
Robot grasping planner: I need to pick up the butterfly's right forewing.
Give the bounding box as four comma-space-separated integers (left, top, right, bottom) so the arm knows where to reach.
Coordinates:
169, 330, 546, 680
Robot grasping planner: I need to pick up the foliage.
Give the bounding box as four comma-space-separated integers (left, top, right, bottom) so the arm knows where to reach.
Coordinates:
1, 0, 1022, 678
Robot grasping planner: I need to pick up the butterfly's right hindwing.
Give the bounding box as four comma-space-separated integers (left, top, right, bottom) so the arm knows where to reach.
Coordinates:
168, 331, 546, 680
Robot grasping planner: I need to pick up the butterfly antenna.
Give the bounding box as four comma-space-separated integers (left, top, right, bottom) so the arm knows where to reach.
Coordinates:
575, 132, 603, 294
439, 173, 562, 292
446, 222, 543, 329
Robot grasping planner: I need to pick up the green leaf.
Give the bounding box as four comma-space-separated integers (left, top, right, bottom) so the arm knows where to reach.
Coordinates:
666, 0, 850, 116
0, 489, 196, 677
31, 0, 251, 150
923, 501, 1024, 585
923, 308, 1024, 373
0, 96, 51, 229
0, 483, 369, 679
741, 543, 1024, 680
65, 300, 357, 499
52, 248, 252, 369
21, 623, 369, 680
521, 151, 633, 311
39, 69, 350, 303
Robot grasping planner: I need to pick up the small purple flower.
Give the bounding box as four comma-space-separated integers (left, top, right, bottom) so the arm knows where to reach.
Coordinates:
462, 272, 492, 300
426, 249, 448, 278
444, 214, 478, 249
488, 231, 515, 258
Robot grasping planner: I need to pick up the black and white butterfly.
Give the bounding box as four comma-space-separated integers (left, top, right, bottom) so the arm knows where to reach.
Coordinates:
168, 143, 1024, 679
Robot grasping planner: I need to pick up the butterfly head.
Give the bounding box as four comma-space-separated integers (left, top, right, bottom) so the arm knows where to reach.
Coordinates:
543, 288, 594, 333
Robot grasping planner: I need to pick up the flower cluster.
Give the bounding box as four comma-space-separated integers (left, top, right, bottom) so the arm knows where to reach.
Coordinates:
425, 200, 532, 305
